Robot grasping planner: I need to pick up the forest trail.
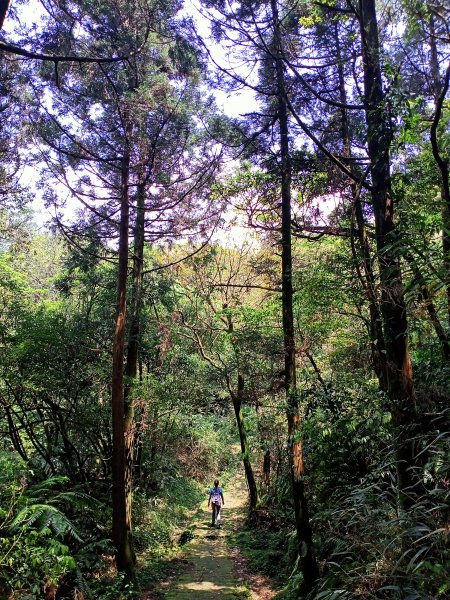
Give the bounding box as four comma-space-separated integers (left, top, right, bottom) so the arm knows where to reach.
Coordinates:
145, 471, 275, 599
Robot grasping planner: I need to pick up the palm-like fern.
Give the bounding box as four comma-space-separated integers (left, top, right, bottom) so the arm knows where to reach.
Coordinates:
9, 476, 102, 543
11, 503, 83, 542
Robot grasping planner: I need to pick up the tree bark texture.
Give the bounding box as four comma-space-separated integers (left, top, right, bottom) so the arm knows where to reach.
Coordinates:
335, 24, 388, 391
359, 0, 422, 508
123, 177, 146, 562
0, 0, 10, 30
428, 13, 450, 323
232, 374, 259, 511
111, 121, 135, 576
271, 0, 319, 589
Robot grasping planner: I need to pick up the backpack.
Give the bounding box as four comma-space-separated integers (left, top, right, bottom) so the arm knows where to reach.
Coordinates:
210, 486, 222, 505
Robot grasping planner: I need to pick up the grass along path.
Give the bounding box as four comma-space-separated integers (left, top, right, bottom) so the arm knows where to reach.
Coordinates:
139, 469, 276, 599
163, 472, 249, 599
157, 467, 279, 600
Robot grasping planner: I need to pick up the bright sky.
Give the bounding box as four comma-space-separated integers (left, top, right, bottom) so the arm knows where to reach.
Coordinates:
3, 0, 337, 239
4, 0, 260, 230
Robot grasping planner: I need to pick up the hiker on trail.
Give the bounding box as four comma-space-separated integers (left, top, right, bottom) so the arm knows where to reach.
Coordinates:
208, 479, 224, 528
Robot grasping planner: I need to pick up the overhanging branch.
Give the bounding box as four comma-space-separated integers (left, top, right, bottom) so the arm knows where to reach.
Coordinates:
0, 39, 130, 63
430, 62, 450, 196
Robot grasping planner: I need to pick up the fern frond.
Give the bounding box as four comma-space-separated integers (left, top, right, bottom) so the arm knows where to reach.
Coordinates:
10, 503, 83, 542
12, 504, 48, 529
55, 491, 103, 512
74, 568, 93, 599
27, 476, 69, 497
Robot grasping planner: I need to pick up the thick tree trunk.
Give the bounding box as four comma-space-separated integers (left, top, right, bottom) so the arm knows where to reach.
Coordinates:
271, 0, 319, 590
232, 375, 258, 511
428, 13, 450, 323
0, 0, 10, 30
359, 0, 423, 508
123, 177, 145, 560
336, 25, 388, 391
111, 124, 135, 576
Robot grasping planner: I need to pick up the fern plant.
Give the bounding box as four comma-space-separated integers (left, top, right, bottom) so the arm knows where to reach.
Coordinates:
0, 471, 104, 599
10, 475, 100, 542
308, 420, 450, 600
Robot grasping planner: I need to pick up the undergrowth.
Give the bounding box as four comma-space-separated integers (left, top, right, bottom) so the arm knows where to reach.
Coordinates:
229, 525, 295, 584
234, 399, 450, 600
134, 440, 241, 594
134, 474, 204, 590
0, 409, 239, 599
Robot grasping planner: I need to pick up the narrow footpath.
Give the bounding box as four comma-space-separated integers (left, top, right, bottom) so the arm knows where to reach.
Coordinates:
165, 473, 248, 599
148, 472, 275, 599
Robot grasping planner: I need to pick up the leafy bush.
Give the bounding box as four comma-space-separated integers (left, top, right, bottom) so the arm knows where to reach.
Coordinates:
311, 425, 450, 600
240, 390, 450, 600
0, 454, 110, 599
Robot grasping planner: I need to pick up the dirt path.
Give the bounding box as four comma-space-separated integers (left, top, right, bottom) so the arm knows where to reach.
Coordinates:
155, 472, 275, 599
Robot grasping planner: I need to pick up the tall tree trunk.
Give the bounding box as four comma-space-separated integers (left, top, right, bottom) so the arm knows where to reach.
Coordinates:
428, 12, 450, 323
0, 0, 10, 30
271, 0, 319, 590
224, 314, 259, 510
111, 121, 135, 576
335, 24, 388, 391
231, 374, 258, 512
133, 356, 145, 483
123, 177, 146, 561
359, 0, 423, 509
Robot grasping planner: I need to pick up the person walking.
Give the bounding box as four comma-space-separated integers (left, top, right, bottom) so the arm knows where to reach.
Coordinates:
208, 479, 224, 528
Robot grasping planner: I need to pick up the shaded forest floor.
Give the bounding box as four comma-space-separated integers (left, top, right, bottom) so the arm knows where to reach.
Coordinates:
139, 472, 276, 599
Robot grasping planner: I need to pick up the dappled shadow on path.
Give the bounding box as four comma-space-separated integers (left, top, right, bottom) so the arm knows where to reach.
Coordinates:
164, 475, 249, 599
139, 473, 277, 599
164, 520, 240, 597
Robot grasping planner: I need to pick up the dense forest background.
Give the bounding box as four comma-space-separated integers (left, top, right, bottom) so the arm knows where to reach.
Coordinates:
0, 0, 449, 598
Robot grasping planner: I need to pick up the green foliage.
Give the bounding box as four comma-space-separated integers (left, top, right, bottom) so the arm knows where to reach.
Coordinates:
312, 470, 450, 599
302, 386, 391, 502
230, 526, 296, 582
0, 467, 80, 596
134, 474, 203, 590
0, 530, 76, 597
0, 450, 117, 599
82, 571, 137, 600
134, 477, 202, 553
2, 0, 450, 595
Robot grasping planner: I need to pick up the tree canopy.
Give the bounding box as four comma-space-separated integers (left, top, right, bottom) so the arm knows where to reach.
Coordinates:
0, 0, 449, 598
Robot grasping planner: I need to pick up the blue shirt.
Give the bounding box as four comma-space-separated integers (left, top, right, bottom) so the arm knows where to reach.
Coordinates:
210, 486, 223, 504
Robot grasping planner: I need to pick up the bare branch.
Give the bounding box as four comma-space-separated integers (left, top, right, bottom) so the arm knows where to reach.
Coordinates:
142, 219, 221, 276
0, 39, 130, 63
286, 95, 372, 190
211, 282, 281, 292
